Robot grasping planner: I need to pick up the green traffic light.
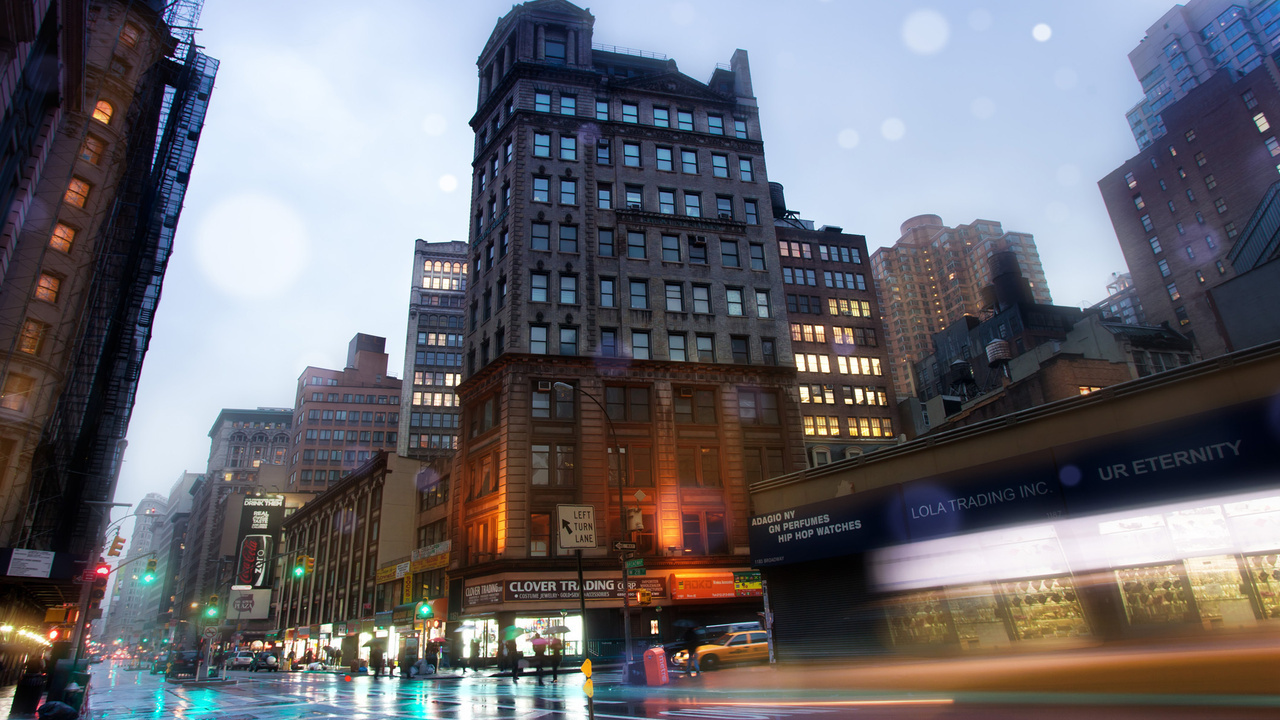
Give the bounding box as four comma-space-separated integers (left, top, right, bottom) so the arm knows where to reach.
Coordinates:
205, 606, 217, 618
142, 573, 156, 584
293, 565, 304, 577
417, 602, 432, 618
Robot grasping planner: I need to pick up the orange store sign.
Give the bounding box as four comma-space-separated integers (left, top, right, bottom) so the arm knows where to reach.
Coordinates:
670, 573, 737, 600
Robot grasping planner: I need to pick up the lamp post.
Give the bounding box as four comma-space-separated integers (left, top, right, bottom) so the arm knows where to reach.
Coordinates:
553, 382, 634, 669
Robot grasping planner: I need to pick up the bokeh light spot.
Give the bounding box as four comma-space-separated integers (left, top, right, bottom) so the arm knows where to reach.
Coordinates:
903, 10, 950, 55
837, 128, 860, 149
1033, 23, 1053, 42
438, 175, 458, 193
881, 118, 906, 141
194, 194, 307, 300
422, 113, 447, 136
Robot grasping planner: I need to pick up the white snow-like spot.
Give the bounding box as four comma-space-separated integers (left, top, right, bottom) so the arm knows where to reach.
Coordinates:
881, 118, 906, 141
837, 128, 860, 149
903, 10, 950, 55
1033, 23, 1053, 42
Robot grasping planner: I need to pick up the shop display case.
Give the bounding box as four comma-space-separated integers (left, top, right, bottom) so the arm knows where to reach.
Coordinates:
885, 589, 954, 646
944, 584, 1010, 650
1184, 554, 1255, 628
1115, 563, 1196, 625
1246, 553, 1280, 620
998, 576, 1091, 640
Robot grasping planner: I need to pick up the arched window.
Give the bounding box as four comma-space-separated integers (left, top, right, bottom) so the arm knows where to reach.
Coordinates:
92, 100, 114, 124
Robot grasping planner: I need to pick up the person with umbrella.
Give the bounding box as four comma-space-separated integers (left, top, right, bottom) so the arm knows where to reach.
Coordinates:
467, 638, 480, 675
549, 635, 563, 683
503, 638, 520, 682
530, 633, 548, 684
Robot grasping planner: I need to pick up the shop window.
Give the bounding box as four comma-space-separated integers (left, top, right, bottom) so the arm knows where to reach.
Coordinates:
999, 576, 1090, 640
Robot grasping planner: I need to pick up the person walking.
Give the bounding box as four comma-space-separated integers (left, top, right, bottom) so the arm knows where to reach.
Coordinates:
549, 637, 563, 683
466, 638, 480, 674
504, 639, 520, 682
371, 649, 385, 678
531, 634, 546, 685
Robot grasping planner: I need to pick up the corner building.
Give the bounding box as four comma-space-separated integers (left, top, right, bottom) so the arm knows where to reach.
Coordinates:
452, 0, 805, 658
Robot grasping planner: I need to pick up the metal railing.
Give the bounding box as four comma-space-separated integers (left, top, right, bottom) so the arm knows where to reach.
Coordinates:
592, 42, 667, 60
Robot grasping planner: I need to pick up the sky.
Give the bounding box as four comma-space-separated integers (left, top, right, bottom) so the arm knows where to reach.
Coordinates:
113, 0, 1177, 519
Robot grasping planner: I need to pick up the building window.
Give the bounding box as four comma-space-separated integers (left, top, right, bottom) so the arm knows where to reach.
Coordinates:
745, 200, 759, 225
734, 119, 748, 138
531, 443, 576, 486
755, 290, 771, 317
596, 100, 609, 120
530, 325, 548, 354
598, 185, 612, 209
601, 328, 618, 356
599, 229, 616, 257
49, 223, 75, 252
1133, 194, 1145, 210
722, 239, 740, 267
669, 333, 687, 361
600, 277, 616, 308
662, 235, 681, 262
1194, 151, 1206, 167
560, 95, 576, 115
597, 138, 611, 165
0, 373, 36, 412
18, 320, 49, 355
1243, 90, 1259, 109
1140, 214, 1153, 232
625, 185, 643, 210
534, 133, 551, 157
92, 100, 113, 124
681, 511, 727, 554
677, 111, 693, 131
1216, 260, 1226, 275
653, 106, 670, 127
762, 338, 777, 365
1124, 172, 1136, 189
35, 273, 61, 303
695, 334, 715, 362
707, 115, 724, 135
689, 238, 708, 264
604, 385, 651, 422
659, 190, 676, 215
560, 179, 577, 205
738, 389, 780, 425
665, 282, 684, 311
80, 135, 106, 164
623, 103, 639, 123
1195, 211, 1205, 224
64, 178, 91, 207
560, 326, 578, 355
1157, 259, 1171, 277
530, 513, 551, 557
1214, 198, 1227, 214
560, 135, 577, 160
632, 330, 650, 359
629, 279, 649, 309
533, 176, 549, 202
623, 142, 640, 167
716, 196, 733, 220
1196, 270, 1206, 284
656, 146, 673, 171
692, 284, 710, 313
739, 158, 754, 181
681, 149, 698, 174
1175, 306, 1190, 326
726, 288, 744, 316
1255, 112, 1270, 132
684, 192, 701, 217
531, 222, 550, 250
731, 336, 749, 364
560, 274, 577, 304
559, 225, 578, 252
627, 231, 646, 259
535, 92, 551, 112
1166, 282, 1180, 301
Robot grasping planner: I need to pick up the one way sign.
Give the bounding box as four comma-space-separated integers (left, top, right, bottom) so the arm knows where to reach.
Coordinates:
557, 504, 596, 550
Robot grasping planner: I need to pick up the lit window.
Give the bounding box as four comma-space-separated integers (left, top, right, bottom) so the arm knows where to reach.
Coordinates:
120, 23, 141, 48
1255, 112, 1271, 132
64, 178, 91, 207
92, 100, 113, 124
1133, 194, 1145, 210
1166, 281, 1180, 301
0, 373, 36, 412
35, 273, 61, 302
18, 320, 49, 355
49, 223, 75, 252
1124, 172, 1136, 189
80, 135, 106, 164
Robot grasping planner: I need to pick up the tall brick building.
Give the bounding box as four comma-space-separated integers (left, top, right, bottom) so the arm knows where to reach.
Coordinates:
450, 0, 805, 654
870, 215, 1051, 398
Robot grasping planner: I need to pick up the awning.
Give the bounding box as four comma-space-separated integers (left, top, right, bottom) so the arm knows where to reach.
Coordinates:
391, 603, 418, 627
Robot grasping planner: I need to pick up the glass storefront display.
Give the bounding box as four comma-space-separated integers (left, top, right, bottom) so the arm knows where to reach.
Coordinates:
1246, 553, 1280, 620
944, 584, 1010, 650
513, 614, 583, 656
999, 575, 1090, 640
1115, 563, 1195, 625
885, 590, 953, 646
1184, 554, 1255, 628
457, 618, 499, 664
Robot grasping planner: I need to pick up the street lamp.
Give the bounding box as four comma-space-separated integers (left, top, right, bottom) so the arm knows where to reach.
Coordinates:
553, 382, 635, 669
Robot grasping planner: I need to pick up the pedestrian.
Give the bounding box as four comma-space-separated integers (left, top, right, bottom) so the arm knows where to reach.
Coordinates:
504, 639, 520, 682
549, 637, 563, 683
531, 633, 546, 684
469, 638, 481, 674
371, 649, 384, 678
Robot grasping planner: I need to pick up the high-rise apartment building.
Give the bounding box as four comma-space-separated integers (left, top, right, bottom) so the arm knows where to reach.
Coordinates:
1100, 66, 1280, 359
0, 0, 215, 631
289, 334, 402, 491
450, 0, 805, 651
1124, 0, 1280, 149
774, 205, 897, 463
103, 493, 166, 648
1090, 272, 1146, 325
870, 215, 1051, 398
398, 240, 467, 463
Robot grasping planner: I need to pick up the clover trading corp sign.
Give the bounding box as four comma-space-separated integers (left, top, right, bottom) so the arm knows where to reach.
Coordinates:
557, 504, 596, 550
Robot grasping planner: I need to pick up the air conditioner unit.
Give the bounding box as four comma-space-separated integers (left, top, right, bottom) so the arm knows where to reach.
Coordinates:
627, 203, 642, 210
536, 381, 553, 391
690, 235, 707, 246
718, 212, 733, 220
678, 387, 694, 398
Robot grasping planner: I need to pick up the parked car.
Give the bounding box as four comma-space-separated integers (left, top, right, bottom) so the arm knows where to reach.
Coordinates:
149, 652, 169, 674
249, 652, 279, 672
668, 630, 769, 672
225, 651, 255, 670
165, 651, 200, 679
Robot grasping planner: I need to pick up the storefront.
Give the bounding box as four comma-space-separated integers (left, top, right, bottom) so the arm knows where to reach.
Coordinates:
750, 388, 1280, 659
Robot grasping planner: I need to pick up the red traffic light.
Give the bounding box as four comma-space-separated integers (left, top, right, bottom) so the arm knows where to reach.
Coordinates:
48, 628, 60, 641
94, 563, 111, 577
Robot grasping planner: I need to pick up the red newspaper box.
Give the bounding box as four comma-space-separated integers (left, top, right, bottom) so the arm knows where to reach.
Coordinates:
642, 647, 669, 686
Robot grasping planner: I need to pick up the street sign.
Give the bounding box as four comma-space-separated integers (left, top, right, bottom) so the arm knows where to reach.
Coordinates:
625, 558, 644, 568
612, 541, 637, 552
557, 504, 596, 550
627, 568, 646, 576
203, 626, 218, 639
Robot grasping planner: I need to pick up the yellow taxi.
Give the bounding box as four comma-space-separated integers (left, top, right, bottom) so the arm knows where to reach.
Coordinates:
670, 630, 769, 671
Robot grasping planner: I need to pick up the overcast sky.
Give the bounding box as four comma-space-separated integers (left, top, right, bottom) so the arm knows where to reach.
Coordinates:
112, 0, 1175, 519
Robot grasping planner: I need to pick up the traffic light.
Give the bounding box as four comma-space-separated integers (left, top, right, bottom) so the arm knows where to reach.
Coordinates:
88, 563, 110, 617
304, 555, 315, 574
107, 536, 126, 557
48, 628, 60, 641
142, 557, 157, 584
292, 555, 306, 577
416, 601, 433, 619
205, 594, 219, 618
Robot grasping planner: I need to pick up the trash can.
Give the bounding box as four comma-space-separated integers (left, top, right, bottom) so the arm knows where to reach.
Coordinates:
10, 671, 45, 715
642, 648, 669, 686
